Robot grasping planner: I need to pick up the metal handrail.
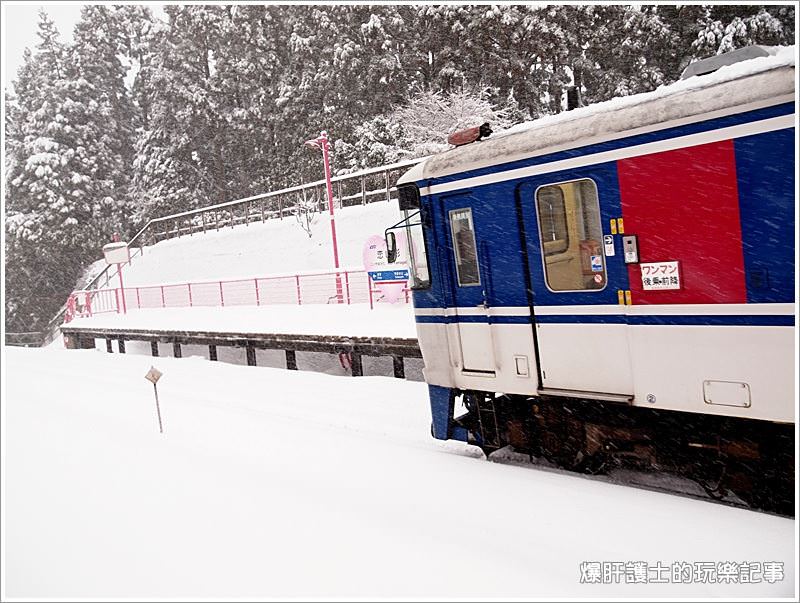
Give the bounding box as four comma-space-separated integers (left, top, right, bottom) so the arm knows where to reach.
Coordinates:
148, 156, 425, 225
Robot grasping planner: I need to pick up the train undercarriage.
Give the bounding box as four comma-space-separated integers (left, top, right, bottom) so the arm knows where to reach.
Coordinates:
454, 391, 794, 516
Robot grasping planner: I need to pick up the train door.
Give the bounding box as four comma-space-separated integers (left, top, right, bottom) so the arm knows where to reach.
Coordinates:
440, 193, 497, 374
517, 172, 634, 398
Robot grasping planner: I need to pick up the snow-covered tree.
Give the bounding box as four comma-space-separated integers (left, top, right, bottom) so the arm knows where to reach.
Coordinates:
5, 7, 143, 332
5, 12, 82, 332
333, 115, 407, 173
335, 86, 518, 170
395, 86, 515, 155
693, 6, 794, 56
293, 190, 320, 238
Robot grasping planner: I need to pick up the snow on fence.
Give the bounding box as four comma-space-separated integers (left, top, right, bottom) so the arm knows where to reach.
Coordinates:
64, 269, 409, 323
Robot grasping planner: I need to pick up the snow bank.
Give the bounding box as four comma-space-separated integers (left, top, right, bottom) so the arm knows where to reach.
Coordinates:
118, 201, 404, 287
68, 303, 418, 339
3, 346, 795, 598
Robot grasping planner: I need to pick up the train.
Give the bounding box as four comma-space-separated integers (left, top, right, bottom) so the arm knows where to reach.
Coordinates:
385, 45, 796, 513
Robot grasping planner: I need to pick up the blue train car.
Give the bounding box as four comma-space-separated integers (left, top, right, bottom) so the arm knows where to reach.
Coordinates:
386, 46, 796, 510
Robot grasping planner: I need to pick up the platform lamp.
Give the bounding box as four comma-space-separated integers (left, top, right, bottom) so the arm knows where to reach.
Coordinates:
304, 130, 343, 303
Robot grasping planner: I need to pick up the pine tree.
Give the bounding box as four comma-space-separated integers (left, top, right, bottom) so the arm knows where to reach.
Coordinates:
333, 115, 408, 172
5, 7, 141, 332
694, 6, 795, 56
67, 5, 138, 238
5, 11, 80, 332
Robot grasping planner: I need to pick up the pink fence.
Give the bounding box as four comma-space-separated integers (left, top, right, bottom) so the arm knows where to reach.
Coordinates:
64, 269, 409, 323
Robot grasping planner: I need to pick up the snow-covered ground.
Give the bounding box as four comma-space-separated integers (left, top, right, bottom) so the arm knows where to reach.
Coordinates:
117, 201, 404, 287
3, 346, 794, 598
67, 303, 417, 340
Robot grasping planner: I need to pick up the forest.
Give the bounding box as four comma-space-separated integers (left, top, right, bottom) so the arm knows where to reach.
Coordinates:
4, 4, 795, 333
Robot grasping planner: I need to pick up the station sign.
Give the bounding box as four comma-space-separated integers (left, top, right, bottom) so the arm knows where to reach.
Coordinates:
363, 234, 408, 304
369, 269, 410, 282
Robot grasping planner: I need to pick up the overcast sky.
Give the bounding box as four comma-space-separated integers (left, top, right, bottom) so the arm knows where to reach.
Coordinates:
2, 2, 166, 92
3, 3, 83, 89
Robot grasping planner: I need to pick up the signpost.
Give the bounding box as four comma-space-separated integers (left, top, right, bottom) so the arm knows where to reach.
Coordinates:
144, 366, 164, 433
102, 239, 130, 315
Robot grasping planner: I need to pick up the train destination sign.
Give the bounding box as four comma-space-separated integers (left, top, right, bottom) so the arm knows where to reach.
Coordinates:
640, 261, 681, 290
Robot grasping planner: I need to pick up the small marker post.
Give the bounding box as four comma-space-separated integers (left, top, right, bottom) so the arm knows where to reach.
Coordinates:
144, 366, 164, 433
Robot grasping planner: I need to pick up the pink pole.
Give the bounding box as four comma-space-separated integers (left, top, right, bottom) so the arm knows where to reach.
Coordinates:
117, 263, 127, 314
65, 294, 75, 323
319, 132, 343, 303
368, 274, 374, 310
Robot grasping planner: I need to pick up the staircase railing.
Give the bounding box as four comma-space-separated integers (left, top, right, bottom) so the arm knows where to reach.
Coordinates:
40, 156, 424, 345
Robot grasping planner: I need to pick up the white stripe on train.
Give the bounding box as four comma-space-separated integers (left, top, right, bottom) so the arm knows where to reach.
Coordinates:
421, 113, 794, 196
415, 303, 795, 316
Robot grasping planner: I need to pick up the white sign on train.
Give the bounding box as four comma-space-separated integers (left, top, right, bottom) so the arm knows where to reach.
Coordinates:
640, 261, 681, 291
603, 235, 615, 257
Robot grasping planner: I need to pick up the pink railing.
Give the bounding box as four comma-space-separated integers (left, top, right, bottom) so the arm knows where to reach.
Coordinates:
64, 269, 410, 323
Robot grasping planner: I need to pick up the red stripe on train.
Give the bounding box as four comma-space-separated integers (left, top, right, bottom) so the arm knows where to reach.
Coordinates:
617, 140, 747, 305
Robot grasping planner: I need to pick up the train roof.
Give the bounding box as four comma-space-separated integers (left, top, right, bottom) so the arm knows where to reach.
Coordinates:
399, 45, 796, 185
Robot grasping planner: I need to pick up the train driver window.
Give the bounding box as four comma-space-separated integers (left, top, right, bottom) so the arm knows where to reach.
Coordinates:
449, 208, 481, 286
535, 179, 606, 291
404, 218, 431, 290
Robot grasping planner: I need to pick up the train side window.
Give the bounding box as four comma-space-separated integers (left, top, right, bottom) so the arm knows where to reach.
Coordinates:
448, 208, 481, 286
535, 179, 606, 292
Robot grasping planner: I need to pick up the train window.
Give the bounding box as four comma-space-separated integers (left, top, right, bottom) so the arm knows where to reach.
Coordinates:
537, 186, 569, 255
404, 210, 431, 290
535, 179, 606, 292
448, 208, 481, 286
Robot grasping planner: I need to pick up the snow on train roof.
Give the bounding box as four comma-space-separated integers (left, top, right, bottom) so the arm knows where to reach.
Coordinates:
402, 45, 796, 184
